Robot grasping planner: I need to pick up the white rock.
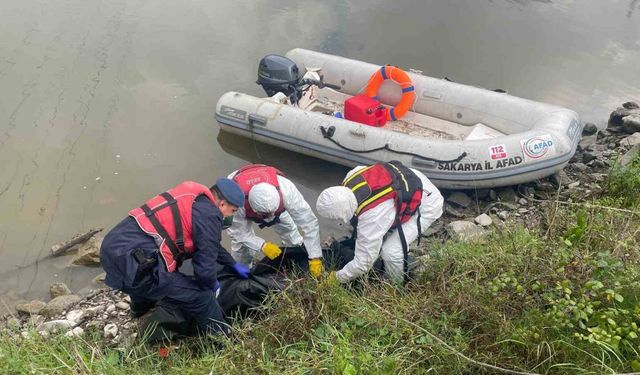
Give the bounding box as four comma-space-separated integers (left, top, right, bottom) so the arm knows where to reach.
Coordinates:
66, 310, 85, 324
106, 304, 116, 314
38, 330, 50, 338
497, 211, 508, 220
124, 296, 131, 303
65, 327, 84, 337
104, 323, 118, 338
115, 302, 130, 310
37, 320, 75, 333
21, 331, 31, 339
518, 198, 528, 206
474, 214, 493, 227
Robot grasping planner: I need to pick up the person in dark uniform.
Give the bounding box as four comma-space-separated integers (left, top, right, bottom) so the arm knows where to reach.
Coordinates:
100, 179, 249, 336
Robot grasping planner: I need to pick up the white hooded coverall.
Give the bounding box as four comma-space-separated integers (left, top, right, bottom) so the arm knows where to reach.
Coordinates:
226, 171, 322, 264
337, 166, 443, 284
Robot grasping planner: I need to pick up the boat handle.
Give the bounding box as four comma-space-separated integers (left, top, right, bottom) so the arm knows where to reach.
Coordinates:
411, 157, 437, 168
249, 114, 267, 127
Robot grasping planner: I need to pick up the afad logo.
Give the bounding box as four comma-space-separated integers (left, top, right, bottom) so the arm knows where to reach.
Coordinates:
523, 136, 554, 159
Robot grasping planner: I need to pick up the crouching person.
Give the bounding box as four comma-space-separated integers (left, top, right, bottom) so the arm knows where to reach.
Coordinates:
226, 164, 324, 277
316, 161, 444, 285
100, 179, 250, 336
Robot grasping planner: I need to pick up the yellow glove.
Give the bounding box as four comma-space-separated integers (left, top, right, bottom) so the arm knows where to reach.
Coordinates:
308, 258, 324, 278
262, 242, 282, 260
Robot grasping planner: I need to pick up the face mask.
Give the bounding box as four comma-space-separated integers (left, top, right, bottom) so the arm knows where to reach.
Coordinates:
222, 215, 234, 230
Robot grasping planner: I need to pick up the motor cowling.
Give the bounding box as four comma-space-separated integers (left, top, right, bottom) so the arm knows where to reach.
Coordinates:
257, 55, 306, 98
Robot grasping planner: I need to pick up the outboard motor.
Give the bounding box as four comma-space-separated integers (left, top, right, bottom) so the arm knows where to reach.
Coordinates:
257, 55, 306, 103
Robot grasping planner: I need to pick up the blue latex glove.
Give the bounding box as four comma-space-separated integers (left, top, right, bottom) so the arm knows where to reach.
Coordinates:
233, 263, 251, 279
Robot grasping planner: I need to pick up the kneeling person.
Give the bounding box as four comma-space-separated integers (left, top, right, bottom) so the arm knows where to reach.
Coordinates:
100, 179, 250, 336
316, 161, 444, 284
227, 164, 324, 277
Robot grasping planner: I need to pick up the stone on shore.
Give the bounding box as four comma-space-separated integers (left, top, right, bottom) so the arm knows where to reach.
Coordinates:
582, 123, 598, 135
497, 187, 517, 202
36, 320, 75, 333
66, 310, 86, 324
474, 214, 493, 227
71, 235, 102, 266
15, 300, 47, 315
49, 282, 71, 299
40, 295, 82, 317
103, 323, 118, 338
65, 327, 85, 337
620, 132, 640, 148
446, 221, 486, 242
115, 302, 130, 310
446, 192, 473, 208
620, 144, 640, 166
623, 115, 640, 134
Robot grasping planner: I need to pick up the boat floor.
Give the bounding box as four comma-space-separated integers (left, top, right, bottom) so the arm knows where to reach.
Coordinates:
296, 87, 506, 141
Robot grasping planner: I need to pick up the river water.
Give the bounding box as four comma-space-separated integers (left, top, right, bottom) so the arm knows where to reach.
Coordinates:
1, 0, 639, 306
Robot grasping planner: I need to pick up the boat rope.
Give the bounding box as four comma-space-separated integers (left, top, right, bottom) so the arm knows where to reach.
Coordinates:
320, 125, 467, 164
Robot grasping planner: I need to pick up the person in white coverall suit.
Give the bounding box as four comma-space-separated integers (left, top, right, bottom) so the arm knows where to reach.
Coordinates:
227, 164, 324, 277
316, 162, 443, 284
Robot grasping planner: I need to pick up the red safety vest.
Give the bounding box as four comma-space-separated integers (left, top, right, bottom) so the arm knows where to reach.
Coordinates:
343, 161, 424, 283
342, 161, 423, 226
232, 164, 285, 228
129, 181, 216, 272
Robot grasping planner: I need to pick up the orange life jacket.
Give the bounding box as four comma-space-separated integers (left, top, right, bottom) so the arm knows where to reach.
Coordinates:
129, 181, 215, 272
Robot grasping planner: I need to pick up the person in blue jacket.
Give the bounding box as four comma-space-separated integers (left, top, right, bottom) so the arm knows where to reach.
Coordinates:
100, 179, 249, 336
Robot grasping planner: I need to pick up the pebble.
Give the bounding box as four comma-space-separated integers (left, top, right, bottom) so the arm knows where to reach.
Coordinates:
49, 282, 71, 299
115, 302, 130, 310
65, 327, 85, 337
518, 198, 528, 205
66, 310, 85, 324
474, 214, 493, 227
106, 304, 116, 314
124, 296, 131, 303
15, 300, 47, 315
497, 211, 509, 221
37, 320, 75, 333
104, 323, 118, 338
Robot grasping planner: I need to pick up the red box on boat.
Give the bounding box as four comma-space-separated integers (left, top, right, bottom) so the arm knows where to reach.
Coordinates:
344, 94, 388, 127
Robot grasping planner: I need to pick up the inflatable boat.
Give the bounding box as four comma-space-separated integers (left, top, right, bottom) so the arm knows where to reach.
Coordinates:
215, 48, 582, 189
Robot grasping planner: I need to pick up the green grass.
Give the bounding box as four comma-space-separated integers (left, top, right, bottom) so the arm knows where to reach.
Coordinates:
2, 155, 640, 375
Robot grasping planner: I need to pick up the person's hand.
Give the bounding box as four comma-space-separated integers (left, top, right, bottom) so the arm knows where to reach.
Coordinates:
262, 242, 282, 260
233, 263, 251, 279
308, 258, 324, 278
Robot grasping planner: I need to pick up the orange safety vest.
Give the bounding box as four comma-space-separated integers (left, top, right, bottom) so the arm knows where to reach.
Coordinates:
129, 181, 216, 272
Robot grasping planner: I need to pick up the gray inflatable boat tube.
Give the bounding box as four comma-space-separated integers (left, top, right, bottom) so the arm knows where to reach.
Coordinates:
215, 48, 582, 189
